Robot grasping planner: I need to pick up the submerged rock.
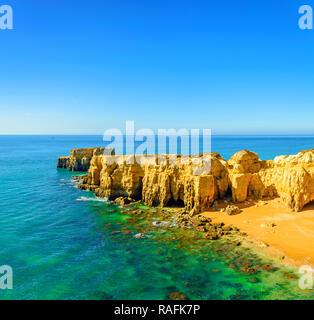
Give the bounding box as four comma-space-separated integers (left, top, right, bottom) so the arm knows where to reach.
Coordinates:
282, 272, 298, 280
168, 292, 187, 300
134, 233, 147, 239
261, 265, 279, 272
240, 265, 259, 275
152, 221, 171, 227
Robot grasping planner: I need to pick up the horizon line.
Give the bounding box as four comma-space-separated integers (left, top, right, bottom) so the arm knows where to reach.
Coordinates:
1, 133, 314, 137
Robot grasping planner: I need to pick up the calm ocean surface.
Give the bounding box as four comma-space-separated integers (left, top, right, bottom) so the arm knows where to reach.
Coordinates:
0, 135, 314, 300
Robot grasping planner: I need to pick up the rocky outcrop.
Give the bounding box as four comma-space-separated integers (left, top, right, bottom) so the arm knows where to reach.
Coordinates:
264, 150, 314, 211
57, 157, 69, 169
226, 149, 314, 212
58, 148, 314, 213
57, 147, 114, 171
76, 153, 229, 215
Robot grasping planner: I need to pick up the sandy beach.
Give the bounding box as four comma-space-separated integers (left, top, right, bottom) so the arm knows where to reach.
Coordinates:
203, 199, 314, 268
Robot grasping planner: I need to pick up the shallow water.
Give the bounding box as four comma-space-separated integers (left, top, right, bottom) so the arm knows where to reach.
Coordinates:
0, 135, 313, 300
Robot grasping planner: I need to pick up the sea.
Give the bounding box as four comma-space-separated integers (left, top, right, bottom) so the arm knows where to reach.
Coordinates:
0, 135, 313, 300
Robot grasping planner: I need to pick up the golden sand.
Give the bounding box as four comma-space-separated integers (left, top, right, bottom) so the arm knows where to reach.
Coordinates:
202, 199, 314, 268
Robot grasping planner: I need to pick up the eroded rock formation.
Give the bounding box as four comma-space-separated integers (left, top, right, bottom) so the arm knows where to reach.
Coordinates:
227, 149, 314, 212
57, 148, 314, 213
57, 147, 114, 171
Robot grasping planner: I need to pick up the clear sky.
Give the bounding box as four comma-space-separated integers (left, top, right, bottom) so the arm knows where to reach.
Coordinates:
0, 0, 314, 135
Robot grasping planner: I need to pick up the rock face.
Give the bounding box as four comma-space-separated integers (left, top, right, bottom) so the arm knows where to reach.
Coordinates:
57, 147, 114, 171
267, 150, 314, 211
57, 148, 314, 213
57, 157, 69, 169
77, 153, 229, 215
227, 149, 314, 212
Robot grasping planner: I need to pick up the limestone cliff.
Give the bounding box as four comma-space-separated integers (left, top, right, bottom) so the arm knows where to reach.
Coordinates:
226, 149, 314, 212
77, 153, 229, 215
57, 147, 114, 171
57, 148, 314, 213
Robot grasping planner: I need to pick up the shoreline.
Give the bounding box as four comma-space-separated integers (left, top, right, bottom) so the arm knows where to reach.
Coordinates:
59, 147, 314, 272
76, 195, 310, 299
70, 174, 314, 299
79, 187, 307, 274
106, 194, 312, 271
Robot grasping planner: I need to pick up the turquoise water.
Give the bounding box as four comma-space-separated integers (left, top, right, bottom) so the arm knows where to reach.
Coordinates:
0, 135, 314, 300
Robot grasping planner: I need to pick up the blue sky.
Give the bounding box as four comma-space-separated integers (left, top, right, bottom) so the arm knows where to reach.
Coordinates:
0, 0, 314, 134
